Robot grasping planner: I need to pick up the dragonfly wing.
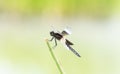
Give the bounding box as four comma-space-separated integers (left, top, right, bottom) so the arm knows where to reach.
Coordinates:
65, 39, 74, 45
60, 38, 70, 50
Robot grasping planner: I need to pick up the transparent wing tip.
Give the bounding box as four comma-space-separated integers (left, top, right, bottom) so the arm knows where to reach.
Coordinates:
64, 28, 72, 35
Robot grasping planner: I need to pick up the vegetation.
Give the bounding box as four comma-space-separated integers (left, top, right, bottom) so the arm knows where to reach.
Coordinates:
0, 0, 119, 17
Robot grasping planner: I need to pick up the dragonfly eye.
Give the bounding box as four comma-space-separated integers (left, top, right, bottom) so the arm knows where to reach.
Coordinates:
50, 31, 54, 36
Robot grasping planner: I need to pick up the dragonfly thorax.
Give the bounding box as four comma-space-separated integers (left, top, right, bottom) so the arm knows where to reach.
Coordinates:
50, 31, 63, 40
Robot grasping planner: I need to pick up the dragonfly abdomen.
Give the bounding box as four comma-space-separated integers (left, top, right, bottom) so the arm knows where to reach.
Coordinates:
67, 45, 81, 57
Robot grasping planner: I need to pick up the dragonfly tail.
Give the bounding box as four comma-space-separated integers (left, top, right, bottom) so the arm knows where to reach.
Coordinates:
67, 45, 81, 57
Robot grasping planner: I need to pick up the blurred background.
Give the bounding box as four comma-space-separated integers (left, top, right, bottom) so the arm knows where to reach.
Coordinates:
0, 0, 120, 74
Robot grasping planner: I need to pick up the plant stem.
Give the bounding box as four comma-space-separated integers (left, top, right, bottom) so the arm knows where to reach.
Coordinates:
46, 39, 64, 74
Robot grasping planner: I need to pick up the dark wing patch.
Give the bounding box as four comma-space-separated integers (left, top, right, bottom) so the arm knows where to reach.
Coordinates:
65, 39, 74, 45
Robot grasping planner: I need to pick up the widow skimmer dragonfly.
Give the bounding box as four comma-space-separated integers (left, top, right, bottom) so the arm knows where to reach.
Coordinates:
49, 28, 81, 57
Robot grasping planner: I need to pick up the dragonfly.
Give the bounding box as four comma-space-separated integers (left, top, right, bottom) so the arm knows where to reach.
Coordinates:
49, 27, 81, 57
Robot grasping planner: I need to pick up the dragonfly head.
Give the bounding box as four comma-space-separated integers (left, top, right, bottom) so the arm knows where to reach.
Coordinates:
50, 31, 55, 36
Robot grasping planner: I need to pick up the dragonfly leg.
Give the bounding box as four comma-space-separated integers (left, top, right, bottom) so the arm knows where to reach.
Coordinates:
53, 38, 57, 49
49, 37, 54, 41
